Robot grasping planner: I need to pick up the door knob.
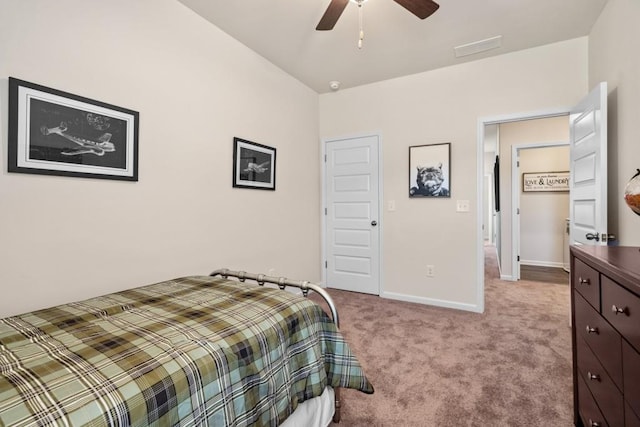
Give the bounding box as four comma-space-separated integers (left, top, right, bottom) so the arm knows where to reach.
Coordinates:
585, 232, 600, 241
371, 221, 377, 226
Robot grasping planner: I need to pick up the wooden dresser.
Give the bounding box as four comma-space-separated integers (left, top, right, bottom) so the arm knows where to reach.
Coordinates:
571, 245, 640, 427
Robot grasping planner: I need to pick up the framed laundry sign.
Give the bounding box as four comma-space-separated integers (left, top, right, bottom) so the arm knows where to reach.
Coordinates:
522, 171, 570, 192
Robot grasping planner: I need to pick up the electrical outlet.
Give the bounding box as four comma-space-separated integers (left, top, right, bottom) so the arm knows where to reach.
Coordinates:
426, 265, 435, 277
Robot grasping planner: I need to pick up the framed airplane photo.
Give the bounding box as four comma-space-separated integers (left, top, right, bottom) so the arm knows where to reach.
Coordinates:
8, 77, 139, 181
233, 137, 276, 190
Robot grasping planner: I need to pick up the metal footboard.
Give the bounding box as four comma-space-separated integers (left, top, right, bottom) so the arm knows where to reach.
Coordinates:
210, 269, 339, 327
209, 268, 342, 423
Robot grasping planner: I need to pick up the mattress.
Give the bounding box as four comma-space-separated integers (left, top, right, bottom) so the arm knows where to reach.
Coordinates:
281, 386, 334, 427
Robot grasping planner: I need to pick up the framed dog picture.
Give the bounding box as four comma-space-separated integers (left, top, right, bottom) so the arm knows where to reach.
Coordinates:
233, 137, 276, 190
409, 143, 451, 198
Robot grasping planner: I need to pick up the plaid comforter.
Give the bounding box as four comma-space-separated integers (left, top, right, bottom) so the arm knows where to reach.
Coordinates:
0, 276, 373, 426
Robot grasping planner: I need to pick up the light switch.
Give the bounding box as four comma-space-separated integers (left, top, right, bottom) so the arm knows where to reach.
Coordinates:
456, 200, 470, 212
388, 200, 396, 211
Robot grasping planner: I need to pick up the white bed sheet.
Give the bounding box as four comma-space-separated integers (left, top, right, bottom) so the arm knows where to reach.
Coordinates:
281, 386, 335, 427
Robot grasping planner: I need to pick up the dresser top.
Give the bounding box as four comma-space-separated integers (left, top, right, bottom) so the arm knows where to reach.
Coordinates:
571, 245, 640, 295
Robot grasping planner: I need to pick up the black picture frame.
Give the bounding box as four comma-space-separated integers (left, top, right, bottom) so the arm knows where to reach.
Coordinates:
409, 142, 451, 198
494, 155, 500, 211
233, 137, 276, 190
8, 77, 139, 181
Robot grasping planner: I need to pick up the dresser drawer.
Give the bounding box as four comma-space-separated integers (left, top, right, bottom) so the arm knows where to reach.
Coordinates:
576, 336, 624, 427
627, 402, 640, 427
602, 276, 640, 352
624, 339, 640, 418
574, 291, 623, 388
578, 374, 609, 427
574, 258, 601, 311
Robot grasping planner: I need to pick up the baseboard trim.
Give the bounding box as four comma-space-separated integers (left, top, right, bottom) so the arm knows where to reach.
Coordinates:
500, 274, 516, 281
381, 291, 483, 313
520, 260, 564, 268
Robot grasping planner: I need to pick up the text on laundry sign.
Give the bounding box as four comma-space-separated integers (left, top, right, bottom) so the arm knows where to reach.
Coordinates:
522, 172, 570, 192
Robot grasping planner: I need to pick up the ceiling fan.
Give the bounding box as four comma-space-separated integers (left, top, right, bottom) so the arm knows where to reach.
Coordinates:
316, 0, 440, 31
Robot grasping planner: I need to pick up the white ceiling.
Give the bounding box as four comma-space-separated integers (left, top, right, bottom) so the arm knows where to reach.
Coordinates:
177, 0, 607, 94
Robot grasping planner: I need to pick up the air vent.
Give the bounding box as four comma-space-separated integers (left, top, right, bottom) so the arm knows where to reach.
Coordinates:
454, 35, 503, 58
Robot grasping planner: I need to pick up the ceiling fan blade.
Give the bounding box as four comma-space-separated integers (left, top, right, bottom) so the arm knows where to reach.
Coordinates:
393, 0, 439, 19
316, 0, 350, 31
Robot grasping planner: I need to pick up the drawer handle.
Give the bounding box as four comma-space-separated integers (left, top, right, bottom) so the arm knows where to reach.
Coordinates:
578, 277, 590, 285
587, 371, 600, 381
585, 325, 598, 334
589, 420, 601, 427
612, 304, 628, 315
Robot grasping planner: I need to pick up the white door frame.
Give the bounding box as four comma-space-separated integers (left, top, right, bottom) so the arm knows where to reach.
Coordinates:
476, 108, 568, 312
511, 141, 569, 282
321, 132, 384, 292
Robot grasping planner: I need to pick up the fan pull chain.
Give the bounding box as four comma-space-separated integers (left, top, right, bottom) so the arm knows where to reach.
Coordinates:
357, 0, 364, 49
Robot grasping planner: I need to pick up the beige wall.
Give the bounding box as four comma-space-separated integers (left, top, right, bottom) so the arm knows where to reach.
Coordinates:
589, 0, 640, 245
498, 116, 569, 278
0, 0, 321, 317
320, 38, 588, 311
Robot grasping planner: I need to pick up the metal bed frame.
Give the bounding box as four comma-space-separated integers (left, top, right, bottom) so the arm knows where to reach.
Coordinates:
210, 268, 342, 423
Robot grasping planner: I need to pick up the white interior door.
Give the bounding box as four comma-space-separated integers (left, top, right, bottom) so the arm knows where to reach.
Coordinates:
569, 82, 609, 246
324, 135, 380, 295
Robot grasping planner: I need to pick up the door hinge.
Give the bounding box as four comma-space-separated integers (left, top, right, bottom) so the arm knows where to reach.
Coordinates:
517, 255, 520, 261
517, 160, 520, 167
325, 261, 327, 268
324, 208, 327, 215
324, 154, 327, 162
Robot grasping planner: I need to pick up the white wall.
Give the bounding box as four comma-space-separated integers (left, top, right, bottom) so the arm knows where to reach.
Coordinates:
2, 1, 625, 318
320, 38, 588, 311
483, 173, 492, 241
483, 124, 498, 243
0, 0, 320, 317
589, 0, 640, 245
498, 116, 569, 278
519, 146, 570, 267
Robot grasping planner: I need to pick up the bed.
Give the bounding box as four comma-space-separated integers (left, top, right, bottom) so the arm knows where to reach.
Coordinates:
0, 269, 373, 426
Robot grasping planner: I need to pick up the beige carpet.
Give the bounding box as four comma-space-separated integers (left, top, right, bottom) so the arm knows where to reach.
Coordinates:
318, 246, 573, 426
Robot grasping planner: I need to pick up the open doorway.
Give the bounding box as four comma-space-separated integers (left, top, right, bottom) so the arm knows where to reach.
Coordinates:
513, 143, 570, 284
480, 114, 570, 282
476, 83, 609, 313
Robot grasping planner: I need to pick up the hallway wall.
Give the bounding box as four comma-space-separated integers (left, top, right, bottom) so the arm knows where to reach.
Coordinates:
519, 146, 570, 267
